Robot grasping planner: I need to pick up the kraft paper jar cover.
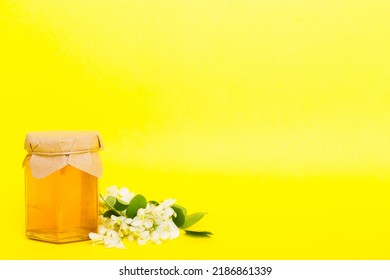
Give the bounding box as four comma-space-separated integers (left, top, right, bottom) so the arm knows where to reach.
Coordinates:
24, 131, 104, 179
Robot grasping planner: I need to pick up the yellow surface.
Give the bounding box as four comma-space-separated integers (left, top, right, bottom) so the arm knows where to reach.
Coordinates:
1, 0, 390, 259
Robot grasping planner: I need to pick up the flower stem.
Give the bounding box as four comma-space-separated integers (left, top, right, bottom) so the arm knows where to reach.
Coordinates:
100, 193, 122, 216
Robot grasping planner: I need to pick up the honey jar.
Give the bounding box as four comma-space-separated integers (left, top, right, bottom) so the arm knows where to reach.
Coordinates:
24, 131, 103, 243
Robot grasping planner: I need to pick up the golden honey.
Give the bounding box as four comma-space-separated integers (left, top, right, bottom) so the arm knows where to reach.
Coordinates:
24, 131, 103, 243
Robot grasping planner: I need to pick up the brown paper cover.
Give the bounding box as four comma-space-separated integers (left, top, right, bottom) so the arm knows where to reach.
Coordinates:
24, 131, 103, 179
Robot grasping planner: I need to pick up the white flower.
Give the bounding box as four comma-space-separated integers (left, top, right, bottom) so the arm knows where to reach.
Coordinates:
106, 185, 134, 204
104, 230, 125, 249
89, 224, 109, 244
107, 215, 133, 237
149, 198, 176, 222
131, 209, 154, 229
137, 231, 151, 245
161, 198, 176, 208
156, 220, 180, 241
150, 231, 162, 244
89, 232, 104, 244
89, 225, 125, 249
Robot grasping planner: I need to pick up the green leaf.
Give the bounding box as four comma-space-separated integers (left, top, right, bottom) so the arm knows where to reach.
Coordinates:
105, 196, 116, 208
181, 212, 207, 229
171, 205, 186, 228
184, 230, 213, 237
126, 194, 147, 218
114, 199, 129, 211
172, 204, 187, 217
101, 195, 129, 212
103, 210, 120, 218
149, 200, 159, 206
100, 194, 121, 216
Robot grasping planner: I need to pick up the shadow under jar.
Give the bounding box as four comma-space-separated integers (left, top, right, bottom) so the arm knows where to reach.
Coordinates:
24, 131, 103, 243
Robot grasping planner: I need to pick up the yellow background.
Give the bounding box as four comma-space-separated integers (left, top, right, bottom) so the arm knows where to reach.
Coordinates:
1, 0, 390, 259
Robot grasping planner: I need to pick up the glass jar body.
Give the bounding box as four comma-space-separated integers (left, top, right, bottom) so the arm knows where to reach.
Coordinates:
25, 159, 98, 243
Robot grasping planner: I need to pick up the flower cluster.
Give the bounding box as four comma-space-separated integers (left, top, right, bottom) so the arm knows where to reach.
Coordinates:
89, 186, 180, 248
89, 186, 211, 249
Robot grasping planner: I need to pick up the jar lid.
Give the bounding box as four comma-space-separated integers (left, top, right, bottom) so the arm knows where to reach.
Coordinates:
24, 131, 104, 179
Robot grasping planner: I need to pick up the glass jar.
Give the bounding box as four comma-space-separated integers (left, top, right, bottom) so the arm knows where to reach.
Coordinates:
24, 131, 103, 243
